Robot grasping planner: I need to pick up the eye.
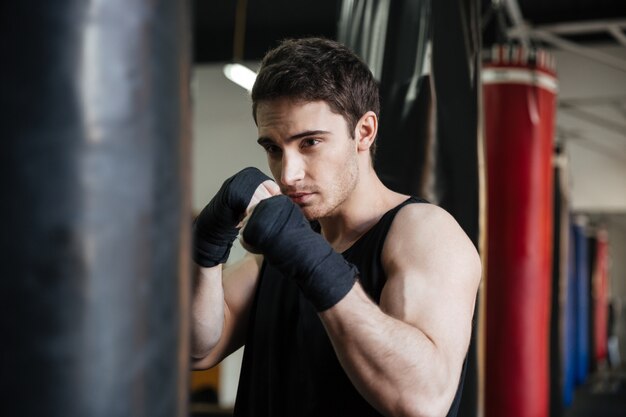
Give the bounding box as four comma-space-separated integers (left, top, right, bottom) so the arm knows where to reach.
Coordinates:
263, 144, 282, 155
301, 138, 320, 148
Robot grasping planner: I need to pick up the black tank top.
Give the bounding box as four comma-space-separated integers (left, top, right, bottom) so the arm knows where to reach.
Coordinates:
233, 197, 466, 417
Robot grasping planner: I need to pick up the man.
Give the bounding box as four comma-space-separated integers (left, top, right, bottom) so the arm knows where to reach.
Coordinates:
191, 38, 481, 417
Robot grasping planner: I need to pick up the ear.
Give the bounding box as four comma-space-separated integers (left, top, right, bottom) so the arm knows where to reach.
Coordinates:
354, 111, 378, 153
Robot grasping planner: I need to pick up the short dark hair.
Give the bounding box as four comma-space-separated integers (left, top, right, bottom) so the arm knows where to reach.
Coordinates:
251, 37, 380, 157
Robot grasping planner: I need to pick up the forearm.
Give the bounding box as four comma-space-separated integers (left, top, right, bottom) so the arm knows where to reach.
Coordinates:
191, 265, 225, 359
320, 284, 456, 417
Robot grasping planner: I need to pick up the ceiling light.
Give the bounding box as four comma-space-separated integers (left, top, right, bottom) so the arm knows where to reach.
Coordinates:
223, 63, 257, 92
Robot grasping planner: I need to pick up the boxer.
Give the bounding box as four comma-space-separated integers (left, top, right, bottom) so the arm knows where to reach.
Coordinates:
191, 38, 481, 417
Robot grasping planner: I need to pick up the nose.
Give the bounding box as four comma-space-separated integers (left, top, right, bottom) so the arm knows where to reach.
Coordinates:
279, 151, 305, 187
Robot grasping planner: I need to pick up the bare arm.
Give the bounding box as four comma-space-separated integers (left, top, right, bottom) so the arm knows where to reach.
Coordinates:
319, 204, 481, 417
191, 253, 262, 369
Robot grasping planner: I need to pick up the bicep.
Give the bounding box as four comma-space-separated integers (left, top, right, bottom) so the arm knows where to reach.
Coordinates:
193, 253, 262, 369
380, 205, 481, 369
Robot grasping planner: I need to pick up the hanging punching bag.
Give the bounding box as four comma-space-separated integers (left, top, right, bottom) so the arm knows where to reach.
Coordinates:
573, 219, 590, 385
1, 1, 191, 416
339, 3, 481, 416
483, 45, 558, 417
586, 233, 598, 372
563, 220, 578, 407
430, 2, 481, 416
338, 0, 434, 196
550, 147, 570, 417
593, 229, 610, 365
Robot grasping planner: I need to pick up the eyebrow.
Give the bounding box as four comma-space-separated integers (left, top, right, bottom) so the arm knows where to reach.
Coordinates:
257, 130, 331, 146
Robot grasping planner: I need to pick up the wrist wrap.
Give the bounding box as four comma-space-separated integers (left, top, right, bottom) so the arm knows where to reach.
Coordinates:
193, 167, 271, 267
242, 195, 357, 311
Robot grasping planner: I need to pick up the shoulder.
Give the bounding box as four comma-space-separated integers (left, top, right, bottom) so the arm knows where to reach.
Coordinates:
384, 201, 460, 250
386, 201, 472, 249
382, 202, 481, 282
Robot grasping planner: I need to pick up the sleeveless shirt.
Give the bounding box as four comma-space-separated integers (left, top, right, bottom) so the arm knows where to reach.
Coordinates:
233, 196, 466, 417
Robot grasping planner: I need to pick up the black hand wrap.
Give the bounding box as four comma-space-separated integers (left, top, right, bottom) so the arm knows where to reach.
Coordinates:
242, 195, 358, 312
193, 167, 272, 267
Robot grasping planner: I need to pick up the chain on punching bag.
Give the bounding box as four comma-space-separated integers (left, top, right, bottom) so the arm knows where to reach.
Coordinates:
483, 45, 558, 417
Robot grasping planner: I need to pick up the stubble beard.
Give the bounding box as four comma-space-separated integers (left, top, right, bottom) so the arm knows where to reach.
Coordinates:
302, 153, 359, 221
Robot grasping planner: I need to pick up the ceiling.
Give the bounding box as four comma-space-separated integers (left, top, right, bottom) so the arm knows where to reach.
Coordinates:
193, 0, 339, 63
192, 0, 625, 62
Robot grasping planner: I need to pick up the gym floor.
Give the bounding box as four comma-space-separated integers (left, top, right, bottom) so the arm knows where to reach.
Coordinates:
565, 367, 626, 417
188, 367, 626, 417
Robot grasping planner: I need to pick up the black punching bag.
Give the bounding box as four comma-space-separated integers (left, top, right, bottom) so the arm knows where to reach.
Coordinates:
339, 1, 481, 416
339, 0, 434, 195
431, 2, 481, 415
1, 1, 191, 416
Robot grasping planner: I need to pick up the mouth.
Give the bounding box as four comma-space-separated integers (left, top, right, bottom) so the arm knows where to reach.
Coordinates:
286, 192, 314, 205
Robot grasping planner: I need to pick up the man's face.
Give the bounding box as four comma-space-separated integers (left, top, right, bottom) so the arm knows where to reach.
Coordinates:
255, 98, 359, 220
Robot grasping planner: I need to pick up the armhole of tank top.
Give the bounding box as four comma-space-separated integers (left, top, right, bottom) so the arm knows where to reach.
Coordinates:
377, 196, 427, 262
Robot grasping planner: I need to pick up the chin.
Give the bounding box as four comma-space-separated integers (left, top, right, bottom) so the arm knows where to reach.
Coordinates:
299, 204, 325, 221
299, 207, 318, 221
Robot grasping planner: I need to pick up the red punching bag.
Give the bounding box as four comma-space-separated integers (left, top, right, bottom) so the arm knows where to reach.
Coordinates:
593, 229, 609, 363
483, 45, 558, 417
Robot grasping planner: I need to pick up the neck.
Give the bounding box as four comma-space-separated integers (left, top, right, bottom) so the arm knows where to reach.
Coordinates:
318, 163, 407, 252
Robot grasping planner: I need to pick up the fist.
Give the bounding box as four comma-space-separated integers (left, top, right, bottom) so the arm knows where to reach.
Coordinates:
239, 179, 281, 228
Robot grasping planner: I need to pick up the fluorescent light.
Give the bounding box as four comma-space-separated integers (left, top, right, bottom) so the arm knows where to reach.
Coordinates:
223, 63, 257, 92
